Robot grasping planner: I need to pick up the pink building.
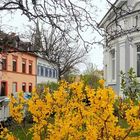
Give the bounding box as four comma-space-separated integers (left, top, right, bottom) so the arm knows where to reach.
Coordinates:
0, 48, 37, 96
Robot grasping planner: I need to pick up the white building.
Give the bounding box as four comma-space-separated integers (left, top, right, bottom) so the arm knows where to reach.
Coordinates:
37, 57, 58, 84
99, 0, 140, 94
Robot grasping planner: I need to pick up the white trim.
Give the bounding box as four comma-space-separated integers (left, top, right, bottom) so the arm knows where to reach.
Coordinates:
136, 43, 140, 77
108, 47, 116, 84
120, 44, 125, 72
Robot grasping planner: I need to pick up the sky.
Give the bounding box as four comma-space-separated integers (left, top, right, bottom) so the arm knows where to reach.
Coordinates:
0, 0, 110, 72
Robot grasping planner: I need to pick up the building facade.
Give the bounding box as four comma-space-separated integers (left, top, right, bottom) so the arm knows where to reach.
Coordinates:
99, 0, 140, 95
0, 49, 37, 96
37, 57, 58, 84
0, 31, 59, 96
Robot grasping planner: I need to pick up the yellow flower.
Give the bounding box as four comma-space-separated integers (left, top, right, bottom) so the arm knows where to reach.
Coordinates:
99, 79, 105, 87
3, 80, 140, 139
6, 134, 16, 140
33, 133, 40, 140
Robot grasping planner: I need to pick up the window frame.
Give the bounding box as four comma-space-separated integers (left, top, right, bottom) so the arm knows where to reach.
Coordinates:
41, 66, 44, 76
29, 83, 32, 93
109, 48, 116, 83
49, 68, 52, 78
56, 70, 58, 78
22, 82, 26, 92
53, 69, 56, 78
12, 59, 17, 72
2, 57, 7, 70
38, 65, 41, 76
22, 59, 26, 73
12, 82, 17, 93
29, 62, 32, 74
137, 44, 140, 77
45, 67, 48, 77
1, 81, 8, 96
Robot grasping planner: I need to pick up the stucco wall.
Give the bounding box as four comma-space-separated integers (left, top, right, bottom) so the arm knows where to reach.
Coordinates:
37, 57, 58, 84
101, 0, 140, 95
0, 52, 37, 95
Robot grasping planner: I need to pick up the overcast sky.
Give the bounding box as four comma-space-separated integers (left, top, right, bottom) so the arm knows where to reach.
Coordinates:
0, 0, 111, 72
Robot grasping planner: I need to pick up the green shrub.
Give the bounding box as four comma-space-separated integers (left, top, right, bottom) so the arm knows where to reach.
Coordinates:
120, 68, 140, 102
37, 82, 59, 93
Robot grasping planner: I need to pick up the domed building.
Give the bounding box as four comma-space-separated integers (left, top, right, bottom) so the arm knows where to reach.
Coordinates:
99, 0, 140, 95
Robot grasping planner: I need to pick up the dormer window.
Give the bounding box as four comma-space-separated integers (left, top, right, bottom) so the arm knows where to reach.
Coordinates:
27, 46, 32, 51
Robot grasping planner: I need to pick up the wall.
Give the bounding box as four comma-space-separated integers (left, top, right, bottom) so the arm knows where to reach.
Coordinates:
0, 51, 37, 95
37, 57, 58, 84
102, 0, 140, 95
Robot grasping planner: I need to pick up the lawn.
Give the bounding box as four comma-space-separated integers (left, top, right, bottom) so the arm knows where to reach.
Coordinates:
119, 118, 140, 137
5, 118, 140, 139
8, 122, 32, 140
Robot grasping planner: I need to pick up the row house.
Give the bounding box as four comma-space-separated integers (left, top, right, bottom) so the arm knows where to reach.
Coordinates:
0, 48, 37, 96
0, 32, 58, 96
37, 57, 58, 84
0, 50, 58, 96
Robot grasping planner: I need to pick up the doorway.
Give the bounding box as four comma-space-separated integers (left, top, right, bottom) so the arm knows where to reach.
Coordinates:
1, 81, 7, 96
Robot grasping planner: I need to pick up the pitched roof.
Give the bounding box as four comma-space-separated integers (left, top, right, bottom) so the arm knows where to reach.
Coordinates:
98, 0, 127, 28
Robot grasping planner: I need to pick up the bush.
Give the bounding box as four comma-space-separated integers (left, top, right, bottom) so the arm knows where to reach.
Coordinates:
120, 68, 140, 102
2, 80, 140, 139
37, 82, 59, 93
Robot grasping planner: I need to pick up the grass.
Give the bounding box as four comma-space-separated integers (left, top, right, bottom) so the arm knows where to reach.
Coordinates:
6, 117, 140, 139
118, 118, 129, 128
8, 122, 33, 140
118, 118, 140, 137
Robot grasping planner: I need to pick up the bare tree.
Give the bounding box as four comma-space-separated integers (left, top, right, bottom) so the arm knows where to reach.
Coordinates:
31, 23, 87, 80
0, 0, 102, 50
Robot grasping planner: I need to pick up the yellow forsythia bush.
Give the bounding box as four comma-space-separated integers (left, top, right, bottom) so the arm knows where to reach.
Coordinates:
2, 80, 140, 139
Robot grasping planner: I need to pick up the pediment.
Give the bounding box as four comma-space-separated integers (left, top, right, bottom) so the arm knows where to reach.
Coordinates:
133, 1, 140, 10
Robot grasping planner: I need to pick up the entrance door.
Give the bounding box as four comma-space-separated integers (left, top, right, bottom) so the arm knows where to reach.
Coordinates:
1, 82, 7, 96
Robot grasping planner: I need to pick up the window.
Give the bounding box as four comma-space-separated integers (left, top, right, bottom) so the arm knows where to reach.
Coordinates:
53, 69, 55, 78
110, 49, 115, 80
13, 59, 17, 72
45, 68, 48, 77
22, 60, 26, 73
135, 15, 138, 27
56, 70, 58, 78
12, 82, 17, 93
1, 81, 7, 96
29, 63, 32, 74
134, 15, 140, 27
22, 83, 26, 92
49, 69, 52, 77
41, 66, 44, 76
2, 58, 7, 70
105, 65, 107, 82
137, 45, 140, 77
38, 65, 41, 76
29, 83, 32, 93
27, 46, 32, 51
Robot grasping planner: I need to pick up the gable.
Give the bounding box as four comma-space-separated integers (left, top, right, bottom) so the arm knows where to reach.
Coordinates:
133, 2, 140, 10
99, 0, 140, 29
